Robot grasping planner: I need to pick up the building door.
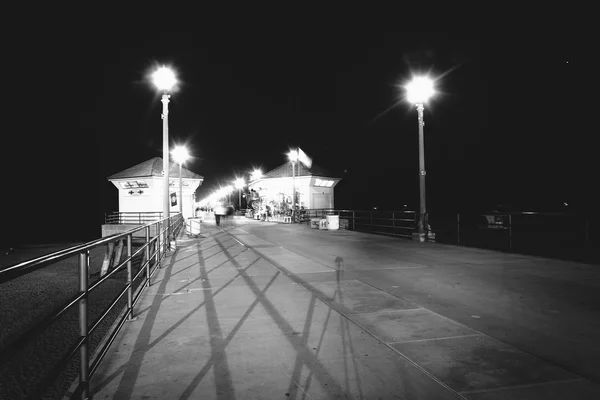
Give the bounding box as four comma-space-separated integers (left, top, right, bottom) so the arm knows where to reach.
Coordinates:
312, 193, 331, 209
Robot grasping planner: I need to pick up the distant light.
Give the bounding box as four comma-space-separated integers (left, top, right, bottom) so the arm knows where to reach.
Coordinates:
564, 202, 569, 207
251, 169, 263, 181
234, 177, 245, 189
152, 66, 177, 91
288, 149, 299, 162
171, 145, 189, 164
405, 76, 435, 104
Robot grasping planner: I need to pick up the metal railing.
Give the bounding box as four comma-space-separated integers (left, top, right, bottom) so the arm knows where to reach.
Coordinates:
0, 214, 184, 399
104, 211, 166, 225
431, 211, 599, 263
292, 208, 417, 238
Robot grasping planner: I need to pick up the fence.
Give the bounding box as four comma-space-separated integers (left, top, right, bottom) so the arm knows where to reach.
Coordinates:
0, 214, 184, 399
104, 211, 165, 225
296, 208, 417, 238
431, 211, 599, 263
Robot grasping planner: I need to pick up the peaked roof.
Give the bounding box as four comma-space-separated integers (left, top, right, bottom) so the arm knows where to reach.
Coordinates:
108, 157, 204, 180
263, 161, 340, 179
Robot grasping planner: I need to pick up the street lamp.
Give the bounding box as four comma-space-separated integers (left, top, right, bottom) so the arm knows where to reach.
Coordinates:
171, 145, 189, 215
405, 75, 435, 242
250, 168, 263, 182
287, 149, 299, 221
234, 177, 245, 211
152, 66, 177, 246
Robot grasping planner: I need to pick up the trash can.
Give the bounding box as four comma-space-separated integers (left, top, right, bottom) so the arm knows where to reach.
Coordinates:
326, 215, 339, 231
310, 218, 320, 229
319, 219, 328, 230
187, 217, 201, 236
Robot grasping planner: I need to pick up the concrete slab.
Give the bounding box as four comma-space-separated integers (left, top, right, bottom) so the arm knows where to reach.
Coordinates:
253, 246, 334, 274
308, 280, 419, 314
90, 228, 464, 399
353, 308, 480, 344
461, 378, 600, 399
87, 218, 600, 399
392, 335, 578, 393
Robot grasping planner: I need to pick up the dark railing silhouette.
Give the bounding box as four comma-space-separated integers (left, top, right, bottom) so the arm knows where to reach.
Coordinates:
431, 211, 598, 263
0, 214, 184, 399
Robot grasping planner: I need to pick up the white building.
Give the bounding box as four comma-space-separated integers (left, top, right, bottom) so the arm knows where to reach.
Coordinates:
107, 157, 204, 220
248, 160, 341, 209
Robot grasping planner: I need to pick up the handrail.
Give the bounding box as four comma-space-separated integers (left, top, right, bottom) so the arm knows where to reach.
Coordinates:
104, 211, 170, 225
0, 213, 185, 399
258, 208, 417, 238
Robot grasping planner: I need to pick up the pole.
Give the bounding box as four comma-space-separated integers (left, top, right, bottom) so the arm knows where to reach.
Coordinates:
414, 103, 427, 242
292, 161, 296, 222
179, 162, 183, 215
239, 188, 241, 211
161, 94, 171, 246
78, 251, 89, 399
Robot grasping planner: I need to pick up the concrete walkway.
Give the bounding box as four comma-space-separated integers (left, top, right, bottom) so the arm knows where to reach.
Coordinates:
90, 217, 600, 399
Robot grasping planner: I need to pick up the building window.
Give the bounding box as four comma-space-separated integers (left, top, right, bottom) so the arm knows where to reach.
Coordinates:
120, 180, 149, 189
314, 179, 334, 187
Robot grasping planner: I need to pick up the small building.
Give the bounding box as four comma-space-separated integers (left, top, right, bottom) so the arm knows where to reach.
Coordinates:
107, 157, 204, 220
248, 161, 341, 209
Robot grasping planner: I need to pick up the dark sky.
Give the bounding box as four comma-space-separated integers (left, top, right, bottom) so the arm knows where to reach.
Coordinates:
3, 15, 596, 244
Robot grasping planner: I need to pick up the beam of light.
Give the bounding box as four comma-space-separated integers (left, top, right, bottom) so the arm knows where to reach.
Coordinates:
370, 99, 406, 124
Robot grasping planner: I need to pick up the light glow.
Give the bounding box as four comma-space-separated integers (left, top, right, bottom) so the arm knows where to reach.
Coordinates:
287, 149, 299, 162
405, 76, 435, 104
250, 169, 263, 181
152, 66, 177, 91
171, 145, 189, 164
234, 178, 245, 189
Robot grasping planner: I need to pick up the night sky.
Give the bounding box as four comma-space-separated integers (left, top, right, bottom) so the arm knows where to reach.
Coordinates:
3, 16, 596, 245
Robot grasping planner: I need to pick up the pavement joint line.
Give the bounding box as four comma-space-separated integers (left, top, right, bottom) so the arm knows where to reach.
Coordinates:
357, 277, 598, 384
229, 222, 600, 390
457, 377, 587, 395
277, 245, 338, 271
349, 307, 424, 316
231, 237, 246, 247
223, 228, 468, 400
363, 265, 430, 270
388, 333, 483, 345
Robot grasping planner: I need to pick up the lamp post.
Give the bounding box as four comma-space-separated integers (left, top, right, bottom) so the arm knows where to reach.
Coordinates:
172, 145, 189, 216
287, 149, 299, 221
249, 169, 263, 217
234, 178, 245, 212
152, 66, 177, 246
405, 76, 435, 242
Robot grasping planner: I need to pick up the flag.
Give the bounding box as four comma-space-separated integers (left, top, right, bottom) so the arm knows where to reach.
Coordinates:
298, 148, 312, 168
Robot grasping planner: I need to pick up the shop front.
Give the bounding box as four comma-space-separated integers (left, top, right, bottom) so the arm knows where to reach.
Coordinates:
247, 160, 341, 222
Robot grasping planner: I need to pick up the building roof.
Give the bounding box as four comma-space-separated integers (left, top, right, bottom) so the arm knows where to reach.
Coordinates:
263, 161, 340, 179
108, 157, 204, 180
